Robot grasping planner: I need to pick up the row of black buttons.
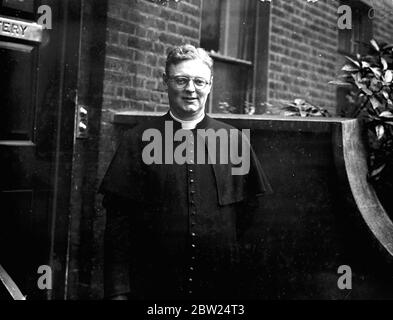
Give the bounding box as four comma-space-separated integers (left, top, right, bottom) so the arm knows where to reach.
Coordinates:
188, 158, 197, 294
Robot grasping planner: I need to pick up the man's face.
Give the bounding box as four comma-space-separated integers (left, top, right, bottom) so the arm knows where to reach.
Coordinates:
164, 59, 212, 120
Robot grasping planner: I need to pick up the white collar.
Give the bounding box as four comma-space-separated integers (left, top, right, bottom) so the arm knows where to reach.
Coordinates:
169, 111, 205, 130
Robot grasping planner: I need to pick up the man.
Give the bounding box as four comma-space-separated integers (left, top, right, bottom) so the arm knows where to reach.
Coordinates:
99, 44, 272, 300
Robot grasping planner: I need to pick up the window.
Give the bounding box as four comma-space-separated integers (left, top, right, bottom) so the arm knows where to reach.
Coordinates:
201, 0, 263, 114
337, 0, 373, 117
338, 0, 372, 55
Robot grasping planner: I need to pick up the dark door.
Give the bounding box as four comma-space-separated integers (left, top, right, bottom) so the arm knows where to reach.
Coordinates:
0, 0, 80, 299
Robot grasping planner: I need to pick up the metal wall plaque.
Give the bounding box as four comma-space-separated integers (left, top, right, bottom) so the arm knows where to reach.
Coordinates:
0, 16, 42, 42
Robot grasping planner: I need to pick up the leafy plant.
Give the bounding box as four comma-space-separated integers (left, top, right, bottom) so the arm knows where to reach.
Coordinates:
330, 39, 393, 182
217, 101, 237, 114
217, 101, 256, 115
281, 98, 330, 117
148, 0, 181, 5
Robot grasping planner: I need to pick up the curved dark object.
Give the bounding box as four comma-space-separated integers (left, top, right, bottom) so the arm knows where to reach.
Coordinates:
333, 119, 393, 257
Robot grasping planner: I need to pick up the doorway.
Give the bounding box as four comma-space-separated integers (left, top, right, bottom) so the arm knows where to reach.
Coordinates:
0, 0, 80, 299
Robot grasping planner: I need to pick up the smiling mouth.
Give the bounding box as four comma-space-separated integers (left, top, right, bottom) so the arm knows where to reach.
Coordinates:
183, 97, 197, 102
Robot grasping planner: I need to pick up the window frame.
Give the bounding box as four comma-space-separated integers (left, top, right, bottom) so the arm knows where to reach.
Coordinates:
337, 0, 373, 117
338, 0, 373, 56
200, 0, 270, 114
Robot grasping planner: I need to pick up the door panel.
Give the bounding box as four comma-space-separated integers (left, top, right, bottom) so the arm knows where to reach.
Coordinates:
0, 0, 79, 300
0, 42, 37, 141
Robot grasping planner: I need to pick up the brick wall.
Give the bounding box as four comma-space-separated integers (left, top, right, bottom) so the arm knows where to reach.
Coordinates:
267, 0, 339, 114
103, 0, 201, 114
267, 0, 393, 115
365, 0, 393, 45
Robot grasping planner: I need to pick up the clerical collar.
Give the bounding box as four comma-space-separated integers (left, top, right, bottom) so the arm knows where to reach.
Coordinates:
169, 111, 205, 130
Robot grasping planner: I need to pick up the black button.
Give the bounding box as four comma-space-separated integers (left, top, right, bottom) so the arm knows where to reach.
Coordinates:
191, 244, 196, 248
191, 233, 196, 237
191, 256, 196, 260
190, 200, 195, 205
191, 190, 196, 194
189, 278, 193, 282
188, 291, 193, 294
189, 169, 194, 173
190, 179, 194, 183
190, 267, 194, 271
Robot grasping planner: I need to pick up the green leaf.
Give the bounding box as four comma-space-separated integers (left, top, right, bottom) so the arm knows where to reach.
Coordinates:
341, 64, 359, 72
328, 80, 353, 86
381, 57, 388, 71
355, 72, 362, 82
379, 111, 393, 118
370, 67, 382, 78
283, 111, 299, 117
359, 84, 373, 96
361, 61, 371, 68
384, 70, 393, 83
375, 125, 385, 140
345, 56, 360, 67
382, 90, 390, 100
370, 39, 380, 52
370, 96, 382, 109
294, 98, 305, 105
370, 164, 386, 178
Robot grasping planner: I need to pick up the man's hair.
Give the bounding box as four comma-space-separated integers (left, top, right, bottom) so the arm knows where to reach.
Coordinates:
165, 44, 213, 77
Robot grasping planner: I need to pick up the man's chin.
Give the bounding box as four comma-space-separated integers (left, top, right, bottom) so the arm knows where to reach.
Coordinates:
181, 105, 201, 114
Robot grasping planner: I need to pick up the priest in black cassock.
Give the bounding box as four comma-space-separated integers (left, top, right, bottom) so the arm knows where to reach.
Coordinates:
99, 44, 272, 300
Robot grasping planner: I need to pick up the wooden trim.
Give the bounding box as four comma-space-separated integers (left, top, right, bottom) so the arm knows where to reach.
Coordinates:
254, 2, 270, 112
0, 140, 35, 146
209, 52, 253, 66
251, 3, 260, 112
111, 110, 355, 134
333, 120, 393, 258
220, 0, 229, 56
47, 0, 82, 300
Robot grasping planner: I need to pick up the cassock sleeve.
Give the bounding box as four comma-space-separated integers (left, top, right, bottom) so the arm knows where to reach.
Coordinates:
102, 194, 132, 298
99, 130, 146, 201
98, 129, 145, 298
237, 138, 273, 241
246, 143, 273, 199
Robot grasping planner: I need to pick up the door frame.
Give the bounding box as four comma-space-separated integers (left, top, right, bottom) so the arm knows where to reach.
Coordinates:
44, 0, 81, 300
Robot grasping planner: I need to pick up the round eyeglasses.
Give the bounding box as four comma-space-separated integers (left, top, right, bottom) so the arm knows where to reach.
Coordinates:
168, 76, 211, 89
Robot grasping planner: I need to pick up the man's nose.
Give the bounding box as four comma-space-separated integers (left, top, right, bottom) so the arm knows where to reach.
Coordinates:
184, 79, 196, 92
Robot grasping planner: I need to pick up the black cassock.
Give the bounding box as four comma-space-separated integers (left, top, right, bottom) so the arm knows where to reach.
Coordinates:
99, 112, 272, 299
